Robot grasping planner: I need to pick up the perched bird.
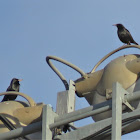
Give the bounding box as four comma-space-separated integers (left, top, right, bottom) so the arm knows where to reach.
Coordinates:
2, 78, 22, 102
113, 24, 138, 45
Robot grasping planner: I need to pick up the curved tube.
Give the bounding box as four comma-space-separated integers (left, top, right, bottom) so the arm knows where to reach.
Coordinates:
46, 45, 140, 90
0, 92, 36, 107
91, 45, 140, 73
46, 56, 86, 90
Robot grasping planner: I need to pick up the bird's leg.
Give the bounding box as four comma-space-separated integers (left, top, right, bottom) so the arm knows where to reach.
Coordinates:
128, 42, 131, 45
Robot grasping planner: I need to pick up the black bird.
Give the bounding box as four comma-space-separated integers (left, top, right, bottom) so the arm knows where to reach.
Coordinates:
113, 24, 138, 45
2, 78, 22, 102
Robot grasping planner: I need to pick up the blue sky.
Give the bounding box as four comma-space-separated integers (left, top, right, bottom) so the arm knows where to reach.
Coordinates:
0, 0, 140, 139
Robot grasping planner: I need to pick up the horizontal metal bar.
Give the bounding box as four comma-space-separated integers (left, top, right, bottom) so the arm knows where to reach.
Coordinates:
1, 90, 140, 139
53, 90, 140, 129
126, 91, 140, 102
0, 121, 42, 140
55, 106, 93, 122
55, 100, 111, 122
54, 108, 140, 140
50, 101, 112, 129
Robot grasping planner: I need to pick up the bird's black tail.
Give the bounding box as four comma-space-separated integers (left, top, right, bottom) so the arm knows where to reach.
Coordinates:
134, 41, 138, 45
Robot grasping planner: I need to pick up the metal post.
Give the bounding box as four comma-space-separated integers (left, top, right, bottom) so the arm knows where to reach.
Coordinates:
56, 80, 75, 115
112, 82, 124, 140
56, 80, 75, 131
42, 105, 57, 140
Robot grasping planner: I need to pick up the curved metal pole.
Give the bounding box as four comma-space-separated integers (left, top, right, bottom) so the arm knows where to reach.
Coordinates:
0, 92, 36, 107
91, 45, 140, 73
46, 56, 86, 90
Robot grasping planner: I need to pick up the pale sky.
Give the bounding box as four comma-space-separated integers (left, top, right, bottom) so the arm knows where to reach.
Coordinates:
0, 0, 140, 139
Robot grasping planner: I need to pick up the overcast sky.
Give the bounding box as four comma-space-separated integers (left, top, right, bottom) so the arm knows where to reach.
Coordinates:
0, 0, 140, 139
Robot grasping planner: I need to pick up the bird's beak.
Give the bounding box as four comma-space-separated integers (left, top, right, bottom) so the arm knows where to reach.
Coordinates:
112, 24, 117, 26
18, 79, 23, 81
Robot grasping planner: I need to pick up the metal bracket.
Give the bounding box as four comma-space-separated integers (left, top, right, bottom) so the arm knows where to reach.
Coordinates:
106, 88, 135, 111
56, 80, 76, 134
122, 99, 135, 111
122, 91, 135, 111
106, 89, 112, 100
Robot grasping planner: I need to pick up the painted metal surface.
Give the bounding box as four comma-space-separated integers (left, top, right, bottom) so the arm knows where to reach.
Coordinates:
112, 83, 123, 140
0, 85, 140, 139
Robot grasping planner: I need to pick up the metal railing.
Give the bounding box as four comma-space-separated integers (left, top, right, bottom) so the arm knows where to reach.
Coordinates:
0, 82, 140, 139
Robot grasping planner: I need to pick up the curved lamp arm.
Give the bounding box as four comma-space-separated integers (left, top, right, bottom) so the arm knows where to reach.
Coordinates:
46, 56, 87, 90
0, 92, 36, 107
91, 45, 140, 73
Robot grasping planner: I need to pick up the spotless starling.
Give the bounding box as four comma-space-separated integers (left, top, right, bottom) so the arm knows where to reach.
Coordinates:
113, 24, 138, 45
2, 78, 22, 102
